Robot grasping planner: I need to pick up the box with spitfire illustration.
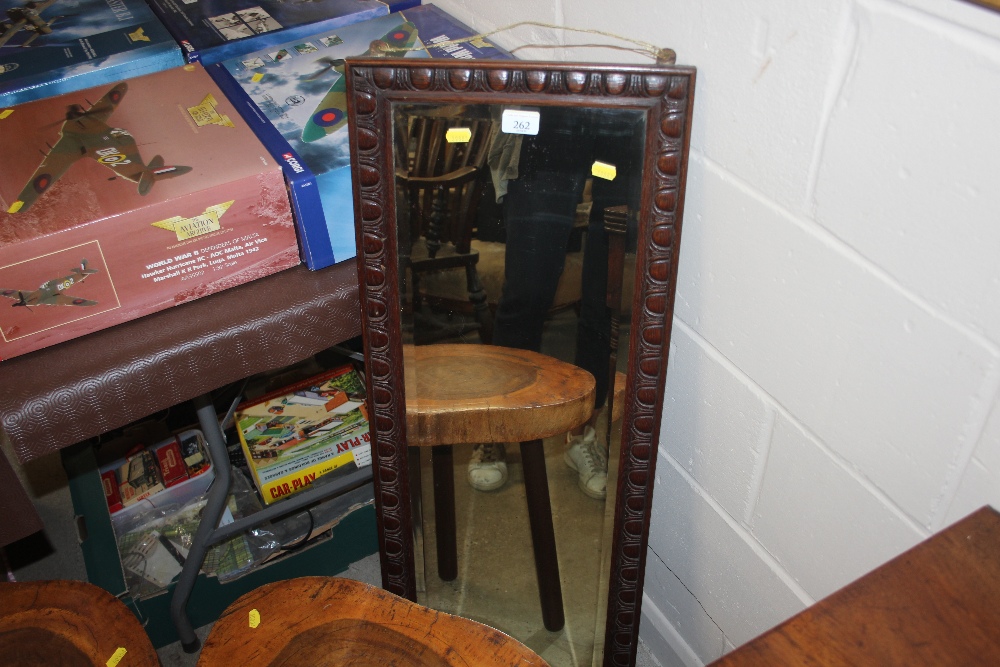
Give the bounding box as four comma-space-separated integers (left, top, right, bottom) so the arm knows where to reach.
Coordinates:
207, 4, 513, 269
0, 0, 184, 108
0, 63, 300, 361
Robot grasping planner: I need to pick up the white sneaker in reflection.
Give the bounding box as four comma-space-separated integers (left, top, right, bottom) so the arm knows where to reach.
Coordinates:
467, 442, 509, 491
564, 426, 607, 499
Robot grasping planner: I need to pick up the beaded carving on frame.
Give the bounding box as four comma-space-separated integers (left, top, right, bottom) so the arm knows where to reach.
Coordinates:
347, 59, 694, 667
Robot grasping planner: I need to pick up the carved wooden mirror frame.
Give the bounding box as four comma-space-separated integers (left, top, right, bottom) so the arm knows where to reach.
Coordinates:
346, 58, 695, 666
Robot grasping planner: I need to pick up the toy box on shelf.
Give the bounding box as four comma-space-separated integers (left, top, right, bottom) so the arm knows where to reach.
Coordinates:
0, 0, 184, 108
64, 414, 377, 648
0, 63, 300, 361
235, 363, 371, 505
207, 4, 514, 269
99, 430, 215, 529
144, 0, 420, 66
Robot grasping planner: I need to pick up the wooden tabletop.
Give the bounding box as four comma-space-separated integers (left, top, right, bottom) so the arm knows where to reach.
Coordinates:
197, 576, 548, 666
711, 506, 1000, 666
403, 344, 596, 447
0, 579, 159, 667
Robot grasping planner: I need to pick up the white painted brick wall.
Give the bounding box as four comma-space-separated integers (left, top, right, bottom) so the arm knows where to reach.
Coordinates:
751, 414, 924, 599
433, 0, 1000, 663
648, 458, 807, 646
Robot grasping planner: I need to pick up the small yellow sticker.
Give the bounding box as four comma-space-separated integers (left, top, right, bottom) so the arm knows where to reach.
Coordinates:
106, 647, 127, 667
249, 608, 261, 628
251, 72, 265, 83
591, 161, 617, 181
446, 127, 472, 143
0, 109, 14, 120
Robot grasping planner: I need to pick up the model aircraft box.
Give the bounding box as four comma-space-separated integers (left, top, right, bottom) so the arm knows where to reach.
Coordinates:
0, 63, 300, 361
144, 0, 420, 66
208, 4, 513, 269
0, 0, 184, 108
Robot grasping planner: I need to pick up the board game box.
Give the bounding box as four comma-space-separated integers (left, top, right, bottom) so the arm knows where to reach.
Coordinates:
0, 0, 184, 108
144, 0, 418, 65
208, 4, 514, 269
235, 364, 371, 504
0, 63, 300, 360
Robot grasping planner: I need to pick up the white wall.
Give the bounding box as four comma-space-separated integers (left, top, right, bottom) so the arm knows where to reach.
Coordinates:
433, 0, 1000, 664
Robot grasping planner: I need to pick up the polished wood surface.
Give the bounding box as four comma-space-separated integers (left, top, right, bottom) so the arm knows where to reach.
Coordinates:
0, 579, 159, 667
403, 343, 596, 631
711, 506, 1000, 666
403, 344, 596, 447
197, 576, 548, 666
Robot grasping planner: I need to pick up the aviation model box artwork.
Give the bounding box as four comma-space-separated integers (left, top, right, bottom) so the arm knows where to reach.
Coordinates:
0, 63, 301, 361
0, 0, 184, 108
208, 4, 514, 269
144, 0, 419, 66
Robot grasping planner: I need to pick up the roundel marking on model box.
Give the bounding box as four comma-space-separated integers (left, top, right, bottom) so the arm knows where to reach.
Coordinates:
312, 107, 345, 128
32, 173, 52, 193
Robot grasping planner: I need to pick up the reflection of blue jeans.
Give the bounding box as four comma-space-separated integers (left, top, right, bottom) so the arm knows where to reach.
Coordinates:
492, 108, 641, 410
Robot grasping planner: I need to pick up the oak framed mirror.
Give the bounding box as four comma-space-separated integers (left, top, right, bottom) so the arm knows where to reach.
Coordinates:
347, 58, 695, 666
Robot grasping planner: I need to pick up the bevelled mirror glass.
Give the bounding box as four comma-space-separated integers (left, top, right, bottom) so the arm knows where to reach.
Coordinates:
347, 58, 695, 666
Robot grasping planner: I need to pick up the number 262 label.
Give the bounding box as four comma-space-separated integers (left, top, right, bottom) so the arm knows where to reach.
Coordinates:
501, 109, 540, 136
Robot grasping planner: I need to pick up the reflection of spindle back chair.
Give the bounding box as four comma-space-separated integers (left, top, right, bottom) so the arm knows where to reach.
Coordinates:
397, 112, 494, 344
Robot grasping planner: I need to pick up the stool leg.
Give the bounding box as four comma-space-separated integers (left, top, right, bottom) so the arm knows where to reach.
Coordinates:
432, 445, 458, 581
520, 439, 565, 632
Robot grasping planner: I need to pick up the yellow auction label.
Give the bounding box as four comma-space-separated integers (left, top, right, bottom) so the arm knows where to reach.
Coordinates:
252, 72, 265, 83
592, 161, 617, 181
446, 127, 472, 143
250, 609, 261, 628
0, 109, 14, 120
106, 647, 127, 667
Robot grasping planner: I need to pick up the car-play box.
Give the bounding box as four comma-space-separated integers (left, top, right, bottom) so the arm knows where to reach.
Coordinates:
0, 63, 300, 361
144, 0, 419, 66
207, 4, 514, 269
62, 440, 378, 648
0, 0, 184, 108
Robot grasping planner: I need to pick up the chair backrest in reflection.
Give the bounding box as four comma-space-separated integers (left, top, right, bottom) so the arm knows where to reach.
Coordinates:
398, 113, 494, 344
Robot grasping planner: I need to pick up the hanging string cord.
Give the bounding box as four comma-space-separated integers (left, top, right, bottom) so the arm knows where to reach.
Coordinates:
421, 21, 676, 64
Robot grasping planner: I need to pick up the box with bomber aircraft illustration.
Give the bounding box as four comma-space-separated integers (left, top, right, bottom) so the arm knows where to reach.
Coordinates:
0, 63, 300, 361
144, 0, 420, 66
0, 0, 184, 108
207, 4, 513, 269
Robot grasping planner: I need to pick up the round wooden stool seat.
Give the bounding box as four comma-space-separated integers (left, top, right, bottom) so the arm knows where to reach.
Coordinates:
400, 344, 599, 632
197, 576, 548, 666
0, 579, 158, 667
404, 344, 596, 446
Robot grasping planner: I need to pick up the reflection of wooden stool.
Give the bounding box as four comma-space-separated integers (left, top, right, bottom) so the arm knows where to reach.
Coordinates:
197, 576, 548, 666
405, 344, 596, 632
0, 579, 159, 666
